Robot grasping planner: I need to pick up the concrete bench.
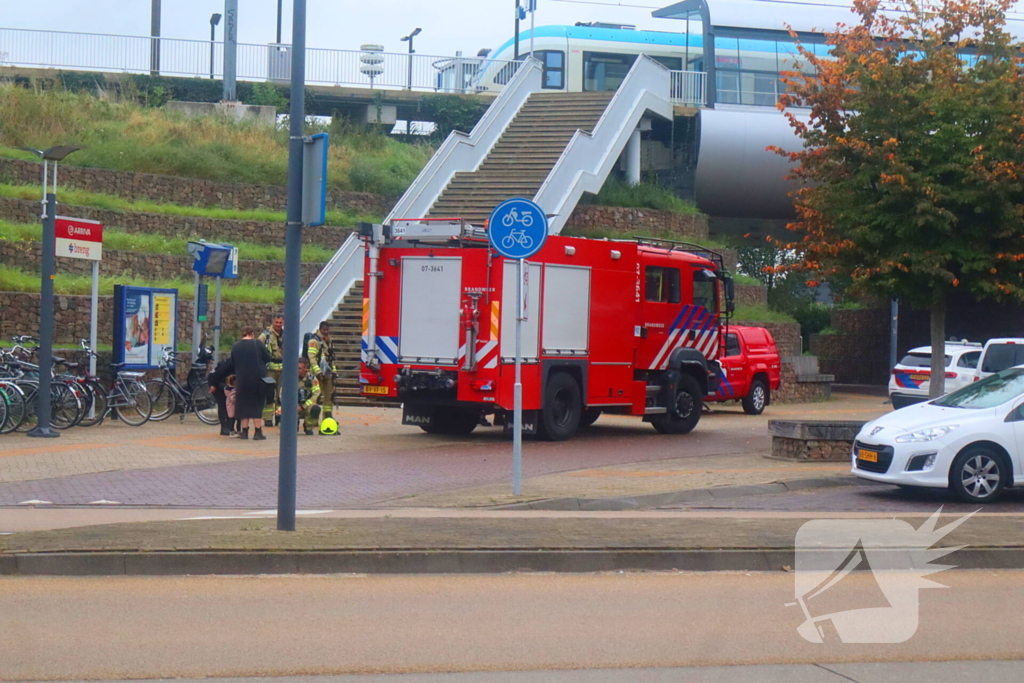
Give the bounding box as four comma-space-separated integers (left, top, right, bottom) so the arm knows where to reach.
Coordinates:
768, 419, 866, 462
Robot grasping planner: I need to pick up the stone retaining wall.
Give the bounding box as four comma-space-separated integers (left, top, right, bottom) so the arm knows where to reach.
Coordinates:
0, 198, 352, 249
0, 158, 395, 216
0, 238, 324, 288
734, 284, 767, 307
773, 361, 833, 404
0, 291, 278, 347
734, 320, 801, 357
564, 205, 709, 240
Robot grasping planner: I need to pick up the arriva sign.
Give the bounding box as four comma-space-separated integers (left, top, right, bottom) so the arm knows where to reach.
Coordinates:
55, 216, 103, 262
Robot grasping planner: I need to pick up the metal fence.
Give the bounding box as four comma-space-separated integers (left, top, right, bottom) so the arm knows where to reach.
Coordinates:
0, 27, 518, 93
669, 70, 707, 107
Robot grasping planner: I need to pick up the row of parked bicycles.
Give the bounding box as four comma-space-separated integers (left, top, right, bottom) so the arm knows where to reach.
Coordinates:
0, 336, 220, 434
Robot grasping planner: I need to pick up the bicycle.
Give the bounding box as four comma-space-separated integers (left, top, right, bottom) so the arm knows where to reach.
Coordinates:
1, 340, 81, 431
501, 228, 535, 250
145, 347, 218, 425
73, 343, 153, 427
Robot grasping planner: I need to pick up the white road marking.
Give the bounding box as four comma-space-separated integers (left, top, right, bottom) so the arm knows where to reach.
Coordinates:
87, 500, 123, 505
17, 500, 53, 505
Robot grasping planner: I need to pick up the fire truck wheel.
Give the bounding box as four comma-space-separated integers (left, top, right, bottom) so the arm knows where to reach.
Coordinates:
742, 378, 768, 415
652, 374, 702, 435
580, 408, 602, 428
419, 409, 479, 436
538, 372, 582, 441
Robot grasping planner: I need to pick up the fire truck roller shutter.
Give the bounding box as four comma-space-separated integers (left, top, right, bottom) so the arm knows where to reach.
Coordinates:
541, 264, 591, 355
500, 260, 542, 362
399, 256, 463, 364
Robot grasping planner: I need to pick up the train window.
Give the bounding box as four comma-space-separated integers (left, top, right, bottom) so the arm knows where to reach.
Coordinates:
583, 52, 638, 91
651, 56, 683, 71
537, 50, 565, 89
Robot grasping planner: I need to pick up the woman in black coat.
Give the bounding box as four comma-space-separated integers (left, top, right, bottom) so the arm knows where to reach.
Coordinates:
230, 327, 272, 440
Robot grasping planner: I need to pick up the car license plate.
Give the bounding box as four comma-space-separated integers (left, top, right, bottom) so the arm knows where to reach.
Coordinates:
858, 449, 879, 463
910, 373, 929, 381
362, 385, 389, 395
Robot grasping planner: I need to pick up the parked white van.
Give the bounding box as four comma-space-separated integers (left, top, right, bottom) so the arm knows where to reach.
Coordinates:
975, 338, 1024, 382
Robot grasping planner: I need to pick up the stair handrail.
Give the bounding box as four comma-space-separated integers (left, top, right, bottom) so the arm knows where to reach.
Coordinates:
299, 231, 362, 333
532, 55, 674, 235
384, 58, 543, 224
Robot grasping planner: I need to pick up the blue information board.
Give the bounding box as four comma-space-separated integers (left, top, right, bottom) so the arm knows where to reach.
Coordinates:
488, 198, 548, 260
113, 285, 179, 370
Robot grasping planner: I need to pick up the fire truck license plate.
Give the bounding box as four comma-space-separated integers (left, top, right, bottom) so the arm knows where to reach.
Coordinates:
362, 386, 389, 395
858, 449, 879, 463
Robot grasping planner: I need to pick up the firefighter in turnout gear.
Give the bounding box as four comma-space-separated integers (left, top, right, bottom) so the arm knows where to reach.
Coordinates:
306, 320, 337, 432
259, 313, 284, 425
292, 356, 322, 435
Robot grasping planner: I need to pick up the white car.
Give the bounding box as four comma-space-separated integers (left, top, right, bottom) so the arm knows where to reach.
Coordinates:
974, 338, 1024, 382
855, 367, 1024, 503
888, 342, 982, 409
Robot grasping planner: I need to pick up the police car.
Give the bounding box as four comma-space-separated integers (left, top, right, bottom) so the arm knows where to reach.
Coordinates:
889, 342, 982, 409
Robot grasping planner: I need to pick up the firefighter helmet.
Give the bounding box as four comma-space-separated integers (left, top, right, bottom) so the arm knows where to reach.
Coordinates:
319, 417, 339, 435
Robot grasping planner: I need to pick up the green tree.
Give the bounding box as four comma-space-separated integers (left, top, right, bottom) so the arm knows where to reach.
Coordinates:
775, 0, 1024, 396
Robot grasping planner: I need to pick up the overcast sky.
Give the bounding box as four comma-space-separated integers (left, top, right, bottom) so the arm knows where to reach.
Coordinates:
2, 1, 679, 58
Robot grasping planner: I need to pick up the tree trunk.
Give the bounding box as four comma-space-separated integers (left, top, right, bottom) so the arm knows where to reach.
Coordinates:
929, 294, 947, 398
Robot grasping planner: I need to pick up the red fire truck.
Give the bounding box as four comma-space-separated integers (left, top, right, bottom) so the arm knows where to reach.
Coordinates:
358, 220, 736, 441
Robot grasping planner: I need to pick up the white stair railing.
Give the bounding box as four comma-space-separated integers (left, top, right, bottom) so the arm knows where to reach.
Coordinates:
533, 56, 673, 235
299, 232, 362, 332
385, 58, 543, 224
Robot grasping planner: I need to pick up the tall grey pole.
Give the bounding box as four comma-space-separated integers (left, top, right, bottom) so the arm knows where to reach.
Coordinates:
223, 0, 238, 101
213, 276, 223, 363
28, 162, 59, 438
192, 271, 202, 363
150, 0, 161, 76
278, 0, 306, 532
529, 2, 535, 56
514, 0, 520, 60
406, 38, 413, 91
89, 260, 99, 378
890, 299, 899, 371
276, 0, 284, 44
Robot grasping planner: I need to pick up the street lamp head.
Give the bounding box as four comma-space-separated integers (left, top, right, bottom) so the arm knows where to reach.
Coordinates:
211, 12, 222, 26
401, 27, 422, 41
24, 145, 85, 161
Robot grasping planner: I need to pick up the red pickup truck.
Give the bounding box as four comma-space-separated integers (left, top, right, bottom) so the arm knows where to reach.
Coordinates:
708, 325, 783, 415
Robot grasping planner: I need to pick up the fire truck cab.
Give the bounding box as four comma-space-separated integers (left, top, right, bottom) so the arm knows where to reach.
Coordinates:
359, 221, 735, 441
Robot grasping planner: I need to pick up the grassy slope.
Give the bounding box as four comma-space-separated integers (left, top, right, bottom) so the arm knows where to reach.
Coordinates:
0, 84, 434, 194
580, 177, 700, 214
0, 219, 335, 263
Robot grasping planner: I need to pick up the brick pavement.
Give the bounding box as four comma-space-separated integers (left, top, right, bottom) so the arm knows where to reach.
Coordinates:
0, 394, 889, 509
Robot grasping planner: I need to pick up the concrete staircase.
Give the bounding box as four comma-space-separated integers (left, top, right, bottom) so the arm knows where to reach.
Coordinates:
429, 92, 614, 225
323, 281, 388, 407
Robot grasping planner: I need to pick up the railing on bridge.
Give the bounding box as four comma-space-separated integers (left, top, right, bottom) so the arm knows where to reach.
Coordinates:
0, 27, 519, 93
669, 70, 707, 107
0, 27, 708, 106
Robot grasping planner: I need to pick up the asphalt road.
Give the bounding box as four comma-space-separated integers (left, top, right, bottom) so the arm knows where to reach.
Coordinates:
23, 663, 1024, 682
4, 572, 1023, 681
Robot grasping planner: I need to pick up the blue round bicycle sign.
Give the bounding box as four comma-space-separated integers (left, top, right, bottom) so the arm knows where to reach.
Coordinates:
488, 198, 548, 260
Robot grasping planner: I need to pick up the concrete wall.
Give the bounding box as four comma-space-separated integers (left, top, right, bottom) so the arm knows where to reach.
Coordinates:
166, 101, 277, 127
563, 205, 709, 241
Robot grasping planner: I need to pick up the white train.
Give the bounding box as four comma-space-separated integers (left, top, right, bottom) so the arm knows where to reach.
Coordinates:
446, 22, 702, 94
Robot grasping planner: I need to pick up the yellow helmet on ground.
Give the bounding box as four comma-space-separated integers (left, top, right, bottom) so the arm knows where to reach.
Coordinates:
319, 417, 339, 435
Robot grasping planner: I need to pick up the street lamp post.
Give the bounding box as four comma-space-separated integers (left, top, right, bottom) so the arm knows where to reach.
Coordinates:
400, 27, 421, 91
209, 13, 222, 80
150, 0, 161, 76
276, 0, 284, 45
22, 145, 84, 439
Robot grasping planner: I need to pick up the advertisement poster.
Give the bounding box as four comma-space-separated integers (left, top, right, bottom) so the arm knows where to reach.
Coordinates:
114, 286, 178, 369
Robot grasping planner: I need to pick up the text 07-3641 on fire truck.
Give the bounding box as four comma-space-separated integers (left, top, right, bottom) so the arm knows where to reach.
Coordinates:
358, 220, 736, 441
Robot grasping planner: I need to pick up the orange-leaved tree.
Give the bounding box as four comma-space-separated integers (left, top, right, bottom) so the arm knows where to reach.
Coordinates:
774, 0, 1024, 396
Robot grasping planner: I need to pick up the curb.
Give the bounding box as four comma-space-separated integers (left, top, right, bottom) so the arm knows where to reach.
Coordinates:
3, 546, 1024, 576
489, 476, 870, 512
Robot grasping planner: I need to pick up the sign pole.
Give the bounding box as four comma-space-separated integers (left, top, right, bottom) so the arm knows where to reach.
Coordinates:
89, 260, 99, 377
529, 0, 536, 56
192, 271, 202, 362
513, 257, 524, 496
278, 0, 307, 533
213, 275, 223, 363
